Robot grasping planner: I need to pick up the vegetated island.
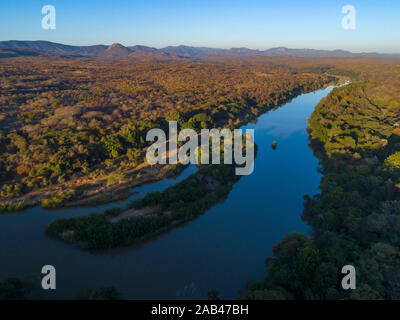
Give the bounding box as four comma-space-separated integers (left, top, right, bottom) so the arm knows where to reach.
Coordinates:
46, 161, 245, 250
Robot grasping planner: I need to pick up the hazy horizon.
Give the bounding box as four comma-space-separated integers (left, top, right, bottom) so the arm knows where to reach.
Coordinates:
1, 0, 399, 53
2, 39, 400, 56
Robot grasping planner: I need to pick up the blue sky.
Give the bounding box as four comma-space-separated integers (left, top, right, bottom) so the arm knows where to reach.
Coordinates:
0, 0, 399, 52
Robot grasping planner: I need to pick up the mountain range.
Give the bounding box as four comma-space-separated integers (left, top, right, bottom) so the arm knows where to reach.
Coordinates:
1, 40, 399, 59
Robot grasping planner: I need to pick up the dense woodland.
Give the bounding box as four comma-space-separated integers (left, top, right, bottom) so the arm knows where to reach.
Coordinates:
46, 163, 242, 249
241, 59, 400, 300
0, 276, 121, 300
2, 55, 400, 300
0, 57, 332, 211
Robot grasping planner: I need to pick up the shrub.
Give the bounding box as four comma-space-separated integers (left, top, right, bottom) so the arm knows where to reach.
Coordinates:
41, 192, 70, 209
104, 207, 121, 217
384, 152, 400, 169
0, 201, 26, 213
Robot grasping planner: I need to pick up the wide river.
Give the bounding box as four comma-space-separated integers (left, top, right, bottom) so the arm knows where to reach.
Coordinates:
0, 85, 335, 299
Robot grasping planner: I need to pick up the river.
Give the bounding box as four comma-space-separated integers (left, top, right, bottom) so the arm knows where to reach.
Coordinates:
0, 85, 335, 299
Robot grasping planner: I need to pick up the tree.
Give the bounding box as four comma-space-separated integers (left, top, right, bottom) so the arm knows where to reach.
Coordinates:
207, 290, 220, 300
76, 286, 122, 300
384, 152, 400, 169
92, 286, 122, 300
0, 278, 32, 300
101, 135, 124, 159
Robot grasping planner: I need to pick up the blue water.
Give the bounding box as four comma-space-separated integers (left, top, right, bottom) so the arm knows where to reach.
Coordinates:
0, 86, 335, 299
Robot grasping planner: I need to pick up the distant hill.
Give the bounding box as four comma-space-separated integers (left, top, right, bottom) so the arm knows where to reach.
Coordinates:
157, 45, 394, 58
103, 43, 133, 58
0, 40, 107, 56
128, 45, 158, 52
226, 47, 265, 56
128, 50, 176, 60
160, 45, 222, 58
262, 47, 382, 58
0, 46, 41, 58
0, 40, 398, 59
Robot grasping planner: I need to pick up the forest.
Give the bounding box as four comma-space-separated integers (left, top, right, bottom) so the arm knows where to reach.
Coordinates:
46, 162, 243, 250
2, 54, 400, 300
0, 276, 121, 300
0, 57, 333, 212
241, 58, 400, 300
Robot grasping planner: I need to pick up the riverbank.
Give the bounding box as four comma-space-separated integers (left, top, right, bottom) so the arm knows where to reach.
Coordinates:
0, 84, 336, 299
43, 82, 343, 251
0, 73, 337, 214
241, 61, 400, 300
46, 163, 244, 250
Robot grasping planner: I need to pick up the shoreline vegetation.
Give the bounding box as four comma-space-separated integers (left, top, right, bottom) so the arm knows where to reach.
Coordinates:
46, 161, 246, 250
0, 276, 122, 300
0, 57, 337, 213
43, 77, 335, 250
2, 55, 400, 300
46, 130, 257, 250
241, 59, 400, 300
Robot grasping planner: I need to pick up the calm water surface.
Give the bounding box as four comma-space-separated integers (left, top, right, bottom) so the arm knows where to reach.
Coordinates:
0, 86, 335, 299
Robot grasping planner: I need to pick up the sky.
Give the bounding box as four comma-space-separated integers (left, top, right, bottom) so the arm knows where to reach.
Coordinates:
0, 0, 399, 53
